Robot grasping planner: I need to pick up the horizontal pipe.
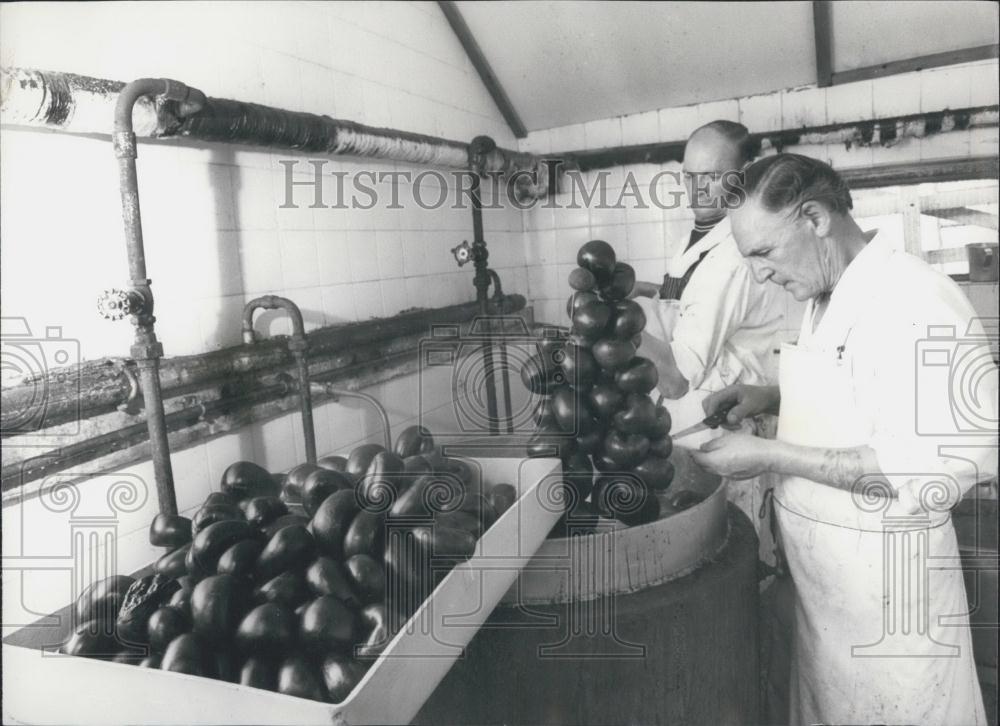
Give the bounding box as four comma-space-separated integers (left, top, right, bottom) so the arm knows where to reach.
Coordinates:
3, 380, 291, 495
840, 156, 1000, 190
559, 105, 999, 172
2, 296, 526, 437
2, 300, 530, 493
0, 67, 546, 192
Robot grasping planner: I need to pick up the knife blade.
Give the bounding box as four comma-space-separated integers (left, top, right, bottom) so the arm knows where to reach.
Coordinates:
672, 401, 737, 440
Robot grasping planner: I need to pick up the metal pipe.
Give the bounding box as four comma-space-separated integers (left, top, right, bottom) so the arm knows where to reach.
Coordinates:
3, 309, 532, 495
310, 382, 392, 451
560, 104, 999, 173
0, 67, 548, 196
103, 78, 205, 516
3, 380, 291, 495
487, 269, 515, 434
242, 295, 317, 463
467, 136, 501, 435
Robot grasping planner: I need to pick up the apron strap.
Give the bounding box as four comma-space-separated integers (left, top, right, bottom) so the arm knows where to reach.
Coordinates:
758, 487, 790, 581
659, 249, 711, 300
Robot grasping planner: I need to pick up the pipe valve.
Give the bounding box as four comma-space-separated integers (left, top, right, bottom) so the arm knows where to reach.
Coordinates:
451, 240, 472, 267
97, 288, 145, 321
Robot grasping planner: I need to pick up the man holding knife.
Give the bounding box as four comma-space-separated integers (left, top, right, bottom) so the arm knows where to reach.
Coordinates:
693, 153, 995, 725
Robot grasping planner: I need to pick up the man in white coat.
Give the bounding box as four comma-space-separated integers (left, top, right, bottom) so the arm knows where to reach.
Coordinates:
694, 153, 995, 725
633, 121, 786, 444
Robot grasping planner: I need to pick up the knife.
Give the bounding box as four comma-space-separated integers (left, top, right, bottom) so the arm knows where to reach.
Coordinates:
672, 401, 738, 440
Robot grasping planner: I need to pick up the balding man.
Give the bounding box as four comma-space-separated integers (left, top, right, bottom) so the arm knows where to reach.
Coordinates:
634, 120, 786, 445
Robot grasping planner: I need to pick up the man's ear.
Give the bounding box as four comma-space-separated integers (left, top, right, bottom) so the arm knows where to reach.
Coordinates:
800, 200, 832, 236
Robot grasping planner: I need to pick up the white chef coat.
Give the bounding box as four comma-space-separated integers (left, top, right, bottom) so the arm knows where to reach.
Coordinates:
668, 218, 784, 395
793, 229, 999, 511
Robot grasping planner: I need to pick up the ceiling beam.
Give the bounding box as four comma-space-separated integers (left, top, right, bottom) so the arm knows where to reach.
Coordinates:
812, 1, 834, 88
437, 1, 527, 139
832, 43, 999, 85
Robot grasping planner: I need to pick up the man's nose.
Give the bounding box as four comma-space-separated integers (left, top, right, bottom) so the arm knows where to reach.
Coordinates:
749, 259, 773, 285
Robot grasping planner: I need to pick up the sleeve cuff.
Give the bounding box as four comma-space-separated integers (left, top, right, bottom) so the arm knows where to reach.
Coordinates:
670, 341, 706, 390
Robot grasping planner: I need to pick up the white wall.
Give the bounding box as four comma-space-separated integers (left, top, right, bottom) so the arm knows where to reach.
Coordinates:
0, 1, 529, 619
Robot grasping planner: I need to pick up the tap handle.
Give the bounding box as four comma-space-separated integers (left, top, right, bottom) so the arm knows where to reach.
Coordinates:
451, 240, 472, 267
98, 288, 143, 321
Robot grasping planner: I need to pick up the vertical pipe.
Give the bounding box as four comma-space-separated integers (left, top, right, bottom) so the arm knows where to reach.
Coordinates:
469, 172, 500, 435
489, 271, 515, 434
113, 79, 192, 516
136, 362, 176, 513
295, 351, 318, 463
242, 295, 317, 463
497, 340, 514, 434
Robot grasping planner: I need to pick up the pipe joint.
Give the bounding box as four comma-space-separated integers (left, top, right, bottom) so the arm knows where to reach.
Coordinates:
468, 135, 497, 176
130, 339, 164, 361
113, 131, 137, 159
242, 295, 307, 342
160, 80, 207, 117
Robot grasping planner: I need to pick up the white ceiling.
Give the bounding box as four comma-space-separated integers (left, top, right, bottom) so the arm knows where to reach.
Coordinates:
828, 1, 998, 70
455, 0, 999, 132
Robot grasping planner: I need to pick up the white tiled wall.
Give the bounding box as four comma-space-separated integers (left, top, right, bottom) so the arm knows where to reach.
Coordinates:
1, 1, 531, 616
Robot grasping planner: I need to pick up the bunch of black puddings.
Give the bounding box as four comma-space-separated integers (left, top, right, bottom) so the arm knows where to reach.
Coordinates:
521, 240, 676, 534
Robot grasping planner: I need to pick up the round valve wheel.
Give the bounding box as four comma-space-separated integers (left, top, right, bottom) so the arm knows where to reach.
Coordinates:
97, 288, 140, 320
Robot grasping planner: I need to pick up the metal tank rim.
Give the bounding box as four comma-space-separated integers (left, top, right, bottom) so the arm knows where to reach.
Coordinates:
500, 446, 728, 605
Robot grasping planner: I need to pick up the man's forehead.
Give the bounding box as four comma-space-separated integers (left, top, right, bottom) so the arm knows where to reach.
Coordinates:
683, 130, 741, 169
731, 204, 770, 253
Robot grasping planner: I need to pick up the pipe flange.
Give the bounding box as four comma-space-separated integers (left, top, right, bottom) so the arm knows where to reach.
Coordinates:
130, 341, 164, 360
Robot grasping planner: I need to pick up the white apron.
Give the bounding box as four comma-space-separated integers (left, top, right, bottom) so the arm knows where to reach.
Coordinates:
774, 330, 986, 724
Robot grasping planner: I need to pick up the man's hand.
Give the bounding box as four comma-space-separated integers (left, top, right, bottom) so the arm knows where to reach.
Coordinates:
640, 331, 689, 399
690, 433, 776, 479
629, 280, 661, 299
703, 384, 780, 429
